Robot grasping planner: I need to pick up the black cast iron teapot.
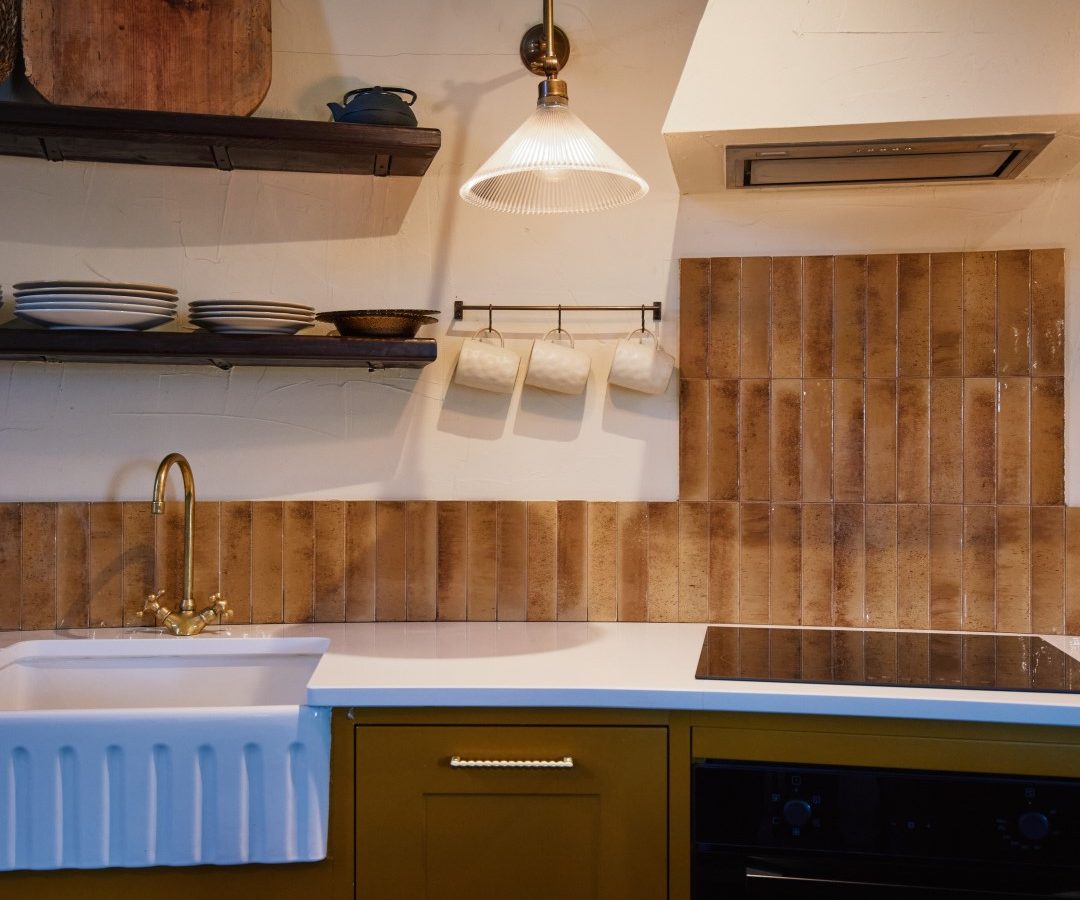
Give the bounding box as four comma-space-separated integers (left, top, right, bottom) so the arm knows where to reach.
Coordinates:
328, 87, 418, 127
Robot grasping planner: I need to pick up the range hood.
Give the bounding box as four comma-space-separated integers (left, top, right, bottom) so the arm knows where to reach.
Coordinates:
664, 0, 1080, 193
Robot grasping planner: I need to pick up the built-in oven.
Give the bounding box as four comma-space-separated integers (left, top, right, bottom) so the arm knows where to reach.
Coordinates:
692, 760, 1080, 899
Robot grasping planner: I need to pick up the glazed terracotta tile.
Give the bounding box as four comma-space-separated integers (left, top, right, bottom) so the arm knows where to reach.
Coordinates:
192, 502, 220, 612
282, 501, 314, 623
647, 502, 679, 622
708, 503, 739, 622
996, 249, 1031, 375
121, 502, 155, 627
374, 502, 406, 621
556, 501, 587, 621
344, 501, 375, 622
801, 379, 833, 501
832, 503, 865, 626
896, 505, 930, 629
20, 503, 55, 631
769, 504, 801, 625
996, 506, 1032, 633
1031, 377, 1065, 504
770, 256, 802, 377
800, 504, 833, 626
526, 501, 557, 621
617, 502, 648, 622
55, 503, 89, 630
496, 501, 528, 622
0, 504, 19, 629
963, 378, 997, 503
802, 256, 834, 378
833, 255, 867, 378
740, 256, 771, 378
962, 506, 996, 632
221, 501, 252, 624
929, 505, 963, 630
707, 379, 739, 502
1031, 249, 1065, 376
962, 251, 997, 376
739, 503, 770, 624
866, 254, 898, 377
467, 501, 498, 621
996, 378, 1030, 505
586, 502, 617, 622
679, 258, 710, 378
864, 380, 897, 503
930, 253, 964, 376
929, 379, 963, 503
897, 254, 930, 377
154, 501, 184, 608
313, 501, 346, 623
896, 379, 930, 502
437, 501, 468, 621
678, 502, 709, 622
679, 379, 709, 502
708, 257, 740, 378
1031, 506, 1065, 635
864, 504, 898, 628
250, 502, 283, 624
832, 380, 864, 502
739, 380, 771, 500
770, 378, 802, 501
1066, 508, 1080, 635
88, 502, 123, 628
406, 501, 437, 622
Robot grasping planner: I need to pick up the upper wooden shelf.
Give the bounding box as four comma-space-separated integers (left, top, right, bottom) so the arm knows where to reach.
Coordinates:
0, 102, 442, 176
0, 328, 438, 370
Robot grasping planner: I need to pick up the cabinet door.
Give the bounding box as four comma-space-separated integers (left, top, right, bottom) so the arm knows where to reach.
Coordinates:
356, 725, 667, 900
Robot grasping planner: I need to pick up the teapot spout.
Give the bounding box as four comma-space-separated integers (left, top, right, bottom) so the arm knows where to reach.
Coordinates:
327, 102, 346, 120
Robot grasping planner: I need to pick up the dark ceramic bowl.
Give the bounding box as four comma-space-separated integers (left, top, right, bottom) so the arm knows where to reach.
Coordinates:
316, 308, 439, 338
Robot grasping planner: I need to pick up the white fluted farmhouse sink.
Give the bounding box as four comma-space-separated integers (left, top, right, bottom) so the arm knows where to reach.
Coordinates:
0, 636, 331, 871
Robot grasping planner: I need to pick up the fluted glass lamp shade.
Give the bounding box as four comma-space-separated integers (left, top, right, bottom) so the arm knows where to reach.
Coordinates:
460, 99, 649, 214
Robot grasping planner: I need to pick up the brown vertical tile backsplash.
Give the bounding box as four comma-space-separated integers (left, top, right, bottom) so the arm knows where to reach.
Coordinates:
0, 249, 1071, 635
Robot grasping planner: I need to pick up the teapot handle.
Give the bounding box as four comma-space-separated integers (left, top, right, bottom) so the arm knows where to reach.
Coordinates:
343, 86, 418, 106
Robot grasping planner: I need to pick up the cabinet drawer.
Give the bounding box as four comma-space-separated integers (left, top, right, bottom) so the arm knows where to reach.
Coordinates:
356, 725, 667, 900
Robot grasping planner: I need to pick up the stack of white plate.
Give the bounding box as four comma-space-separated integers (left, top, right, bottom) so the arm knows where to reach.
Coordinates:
13, 281, 179, 331
189, 299, 316, 335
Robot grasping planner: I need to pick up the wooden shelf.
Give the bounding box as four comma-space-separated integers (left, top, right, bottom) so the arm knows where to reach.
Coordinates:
0, 102, 441, 176
0, 329, 438, 369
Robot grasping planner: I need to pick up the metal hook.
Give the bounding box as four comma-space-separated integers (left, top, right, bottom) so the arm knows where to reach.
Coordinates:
641, 305, 646, 333
488, 304, 493, 332
557, 304, 563, 333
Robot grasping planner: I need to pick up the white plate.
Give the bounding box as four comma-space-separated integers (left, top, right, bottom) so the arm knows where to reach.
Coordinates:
190, 311, 313, 323
17, 300, 178, 314
14, 293, 178, 309
14, 280, 177, 294
15, 307, 175, 330
195, 321, 311, 335
15, 286, 179, 301
190, 298, 311, 312
189, 305, 315, 317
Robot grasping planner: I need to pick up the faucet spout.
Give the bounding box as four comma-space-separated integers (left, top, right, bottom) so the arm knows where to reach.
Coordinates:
152, 452, 196, 613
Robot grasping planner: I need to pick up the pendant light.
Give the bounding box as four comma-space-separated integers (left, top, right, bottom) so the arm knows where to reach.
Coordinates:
459, 0, 649, 215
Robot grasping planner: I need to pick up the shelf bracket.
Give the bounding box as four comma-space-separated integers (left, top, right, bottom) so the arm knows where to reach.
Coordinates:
373, 154, 391, 176
40, 137, 64, 162
210, 145, 233, 171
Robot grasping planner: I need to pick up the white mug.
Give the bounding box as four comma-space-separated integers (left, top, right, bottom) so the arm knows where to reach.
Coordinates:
524, 328, 591, 395
608, 328, 674, 395
453, 328, 520, 394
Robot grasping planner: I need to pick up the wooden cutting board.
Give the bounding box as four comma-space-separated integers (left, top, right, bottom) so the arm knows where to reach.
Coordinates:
21, 0, 272, 115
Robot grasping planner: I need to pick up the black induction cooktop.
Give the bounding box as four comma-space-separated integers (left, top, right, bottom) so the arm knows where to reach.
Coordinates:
695, 627, 1080, 693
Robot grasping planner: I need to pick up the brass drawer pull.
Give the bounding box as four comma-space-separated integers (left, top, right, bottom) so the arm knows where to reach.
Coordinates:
449, 755, 575, 769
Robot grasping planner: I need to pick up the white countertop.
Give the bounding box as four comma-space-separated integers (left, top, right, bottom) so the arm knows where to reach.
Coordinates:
5, 622, 1080, 727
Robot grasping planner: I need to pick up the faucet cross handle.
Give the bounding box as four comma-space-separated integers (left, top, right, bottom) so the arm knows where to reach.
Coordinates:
138, 590, 167, 618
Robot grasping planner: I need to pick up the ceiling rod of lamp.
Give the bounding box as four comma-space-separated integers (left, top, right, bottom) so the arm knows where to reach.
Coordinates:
459, 0, 649, 214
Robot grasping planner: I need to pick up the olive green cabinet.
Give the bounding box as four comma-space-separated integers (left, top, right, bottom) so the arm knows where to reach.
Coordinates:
354, 724, 669, 900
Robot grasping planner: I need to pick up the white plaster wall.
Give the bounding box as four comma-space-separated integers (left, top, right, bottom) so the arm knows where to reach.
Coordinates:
0, 0, 700, 502
1, 0, 1078, 504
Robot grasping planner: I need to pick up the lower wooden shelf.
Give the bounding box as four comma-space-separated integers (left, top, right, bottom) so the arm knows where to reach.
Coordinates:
0, 328, 438, 369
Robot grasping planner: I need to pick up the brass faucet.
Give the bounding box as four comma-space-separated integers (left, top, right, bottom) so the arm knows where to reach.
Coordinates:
140, 452, 232, 636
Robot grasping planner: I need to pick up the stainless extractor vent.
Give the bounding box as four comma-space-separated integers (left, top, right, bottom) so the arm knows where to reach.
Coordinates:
725, 134, 1054, 189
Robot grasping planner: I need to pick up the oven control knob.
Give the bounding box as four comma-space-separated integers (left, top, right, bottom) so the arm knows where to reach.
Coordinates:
783, 799, 813, 827
1017, 811, 1050, 842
